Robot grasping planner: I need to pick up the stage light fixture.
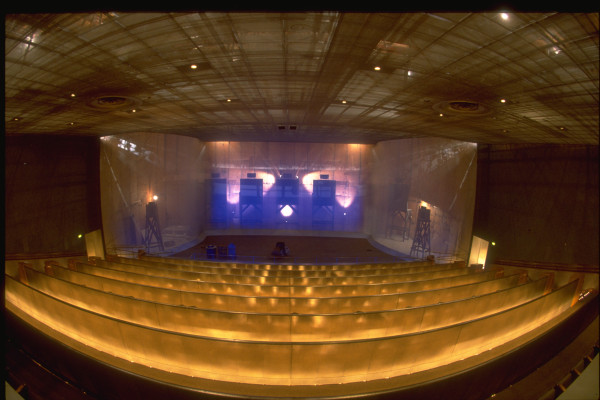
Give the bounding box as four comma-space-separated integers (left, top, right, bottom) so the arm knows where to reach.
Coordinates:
280, 205, 293, 217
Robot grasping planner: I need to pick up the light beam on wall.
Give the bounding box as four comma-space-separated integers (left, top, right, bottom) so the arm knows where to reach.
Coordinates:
336, 184, 356, 208
227, 188, 239, 205
302, 171, 325, 194
256, 172, 276, 191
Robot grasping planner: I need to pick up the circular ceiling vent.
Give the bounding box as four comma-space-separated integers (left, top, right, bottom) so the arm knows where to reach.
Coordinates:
88, 95, 140, 110
433, 100, 491, 116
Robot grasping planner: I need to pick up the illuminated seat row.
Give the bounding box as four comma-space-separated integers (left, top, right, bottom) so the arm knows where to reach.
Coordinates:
138, 254, 434, 272
90, 258, 469, 286
15, 264, 553, 341
30, 262, 526, 313
65, 260, 504, 297
4, 255, 580, 395
110, 254, 444, 277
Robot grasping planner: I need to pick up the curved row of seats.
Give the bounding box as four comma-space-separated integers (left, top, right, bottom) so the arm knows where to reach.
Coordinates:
5, 255, 580, 390
15, 264, 553, 341
109, 255, 444, 277
51, 260, 508, 297
22, 262, 526, 313
97, 257, 465, 285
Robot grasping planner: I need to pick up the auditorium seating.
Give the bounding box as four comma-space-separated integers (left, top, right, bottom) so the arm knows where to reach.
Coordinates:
4, 254, 597, 399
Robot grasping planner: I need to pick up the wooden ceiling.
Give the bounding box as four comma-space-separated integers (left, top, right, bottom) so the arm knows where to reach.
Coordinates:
5, 11, 599, 144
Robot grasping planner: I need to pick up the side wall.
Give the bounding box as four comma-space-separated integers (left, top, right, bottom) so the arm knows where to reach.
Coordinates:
5, 135, 102, 255
99, 133, 209, 254
366, 138, 477, 261
473, 144, 599, 266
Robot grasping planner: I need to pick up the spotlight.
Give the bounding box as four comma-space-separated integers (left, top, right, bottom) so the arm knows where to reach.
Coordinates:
280, 205, 293, 217
153, 195, 158, 201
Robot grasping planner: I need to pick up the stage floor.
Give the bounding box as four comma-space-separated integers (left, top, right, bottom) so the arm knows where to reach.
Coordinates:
172, 235, 409, 263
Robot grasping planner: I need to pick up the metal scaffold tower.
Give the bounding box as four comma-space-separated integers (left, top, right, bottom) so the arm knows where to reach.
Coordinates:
144, 201, 164, 252
410, 206, 431, 259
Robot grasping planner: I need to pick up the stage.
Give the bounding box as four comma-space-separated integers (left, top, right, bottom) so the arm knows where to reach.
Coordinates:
171, 234, 411, 264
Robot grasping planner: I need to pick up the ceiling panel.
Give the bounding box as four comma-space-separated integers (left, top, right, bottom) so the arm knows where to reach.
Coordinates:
4, 11, 598, 145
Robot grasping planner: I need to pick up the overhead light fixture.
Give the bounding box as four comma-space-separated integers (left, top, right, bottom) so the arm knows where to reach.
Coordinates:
153, 195, 158, 201
70, 93, 76, 98
439, 113, 444, 117
500, 13, 509, 20
226, 99, 232, 102
190, 64, 197, 69
373, 66, 381, 71
500, 98, 506, 103
407, 70, 412, 76
341, 100, 347, 104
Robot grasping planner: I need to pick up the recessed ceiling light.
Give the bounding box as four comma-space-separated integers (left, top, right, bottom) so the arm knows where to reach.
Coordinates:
190, 64, 197, 69
70, 93, 76, 98
407, 70, 412, 76
500, 99, 506, 103
373, 66, 381, 71
500, 13, 509, 20
226, 98, 231, 102
341, 100, 347, 104
439, 113, 444, 117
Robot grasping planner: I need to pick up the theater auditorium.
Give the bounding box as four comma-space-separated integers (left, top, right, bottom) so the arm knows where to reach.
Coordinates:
4, 11, 599, 400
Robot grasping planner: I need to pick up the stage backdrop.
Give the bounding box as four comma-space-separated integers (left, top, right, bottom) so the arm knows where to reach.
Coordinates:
100, 133, 476, 260
365, 138, 477, 261
99, 133, 209, 254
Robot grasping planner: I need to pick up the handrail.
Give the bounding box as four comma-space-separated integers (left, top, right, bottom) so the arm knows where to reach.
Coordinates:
188, 252, 412, 265
5, 252, 87, 261
494, 259, 599, 274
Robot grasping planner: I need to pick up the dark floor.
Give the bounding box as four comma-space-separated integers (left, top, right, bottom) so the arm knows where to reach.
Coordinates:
172, 234, 407, 263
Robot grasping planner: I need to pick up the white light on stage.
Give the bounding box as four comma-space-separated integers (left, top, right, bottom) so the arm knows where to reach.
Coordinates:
302, 171, 324, 194
280, 205, 293, 217
256, 171, 276, 190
